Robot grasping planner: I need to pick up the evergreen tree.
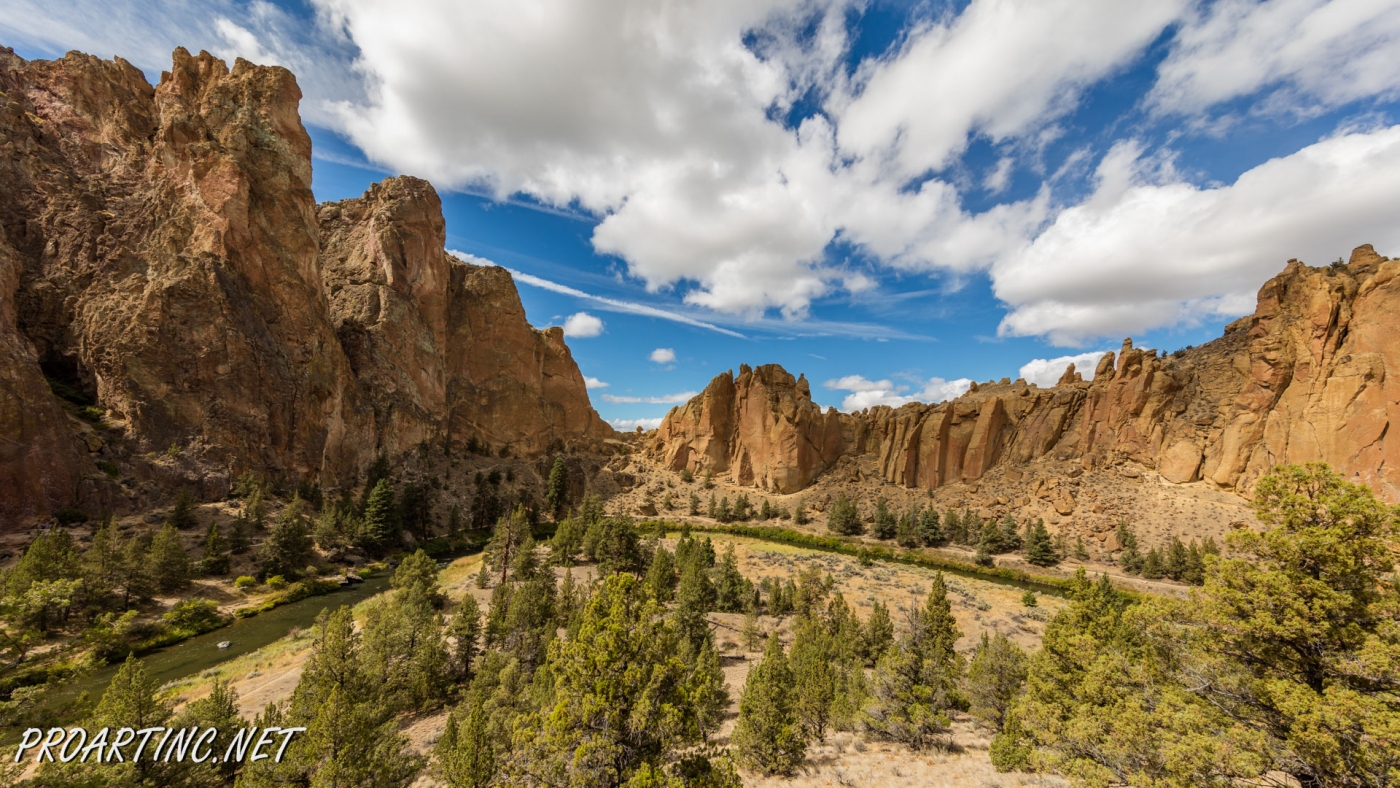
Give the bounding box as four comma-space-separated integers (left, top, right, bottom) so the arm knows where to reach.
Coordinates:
942, 508, 965, 544
1140, 547, 1164, 579
594, 516, 645, 575
166, 486, 199, 530
1181, 540, 1206, 585
692, 636, 730, 741
790, 616, 836, 739
976, 516, 1005, 555
895, 509, 921, 548
1073, 535, 1089, 561
1163, 536, 1189, 580
449, 595, 483, 682
118, 531, 155, 607
245, 482, 267, 529
711, 543, 750, 612
793, 499, 809, 525
545, 455, 569, 520
742, 608, 764, 652
961, 509, 981, 545
673, 553, 717, 656
229, 514, 251, 555
149, 523, 191, 592
645, 543, 677, 602
1024, 520, 1058, 567
485, 505, 531, 585
260, 495, 314, 577
688, 492, 701, 516
872, 497, 897, 539
361, 478, 401, 555
918, 505, 944, 546
863, 599, 894, 665
1116, 522, 1144, 574
965, 631, 1028, 731
862, 573, 966, 749
198, 520, 230, 575
827, 492, 863, 536
732, 635, 806, 775
434, 697, 495, 788
999, 513, 1022, 552
82, 517, 123, 608
510, 573, 724, 786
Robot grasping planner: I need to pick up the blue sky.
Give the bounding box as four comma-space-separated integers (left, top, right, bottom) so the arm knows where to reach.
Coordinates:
5, 0, 1400, 429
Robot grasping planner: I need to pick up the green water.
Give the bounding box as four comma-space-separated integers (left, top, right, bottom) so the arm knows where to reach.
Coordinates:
10, 572, 393, 740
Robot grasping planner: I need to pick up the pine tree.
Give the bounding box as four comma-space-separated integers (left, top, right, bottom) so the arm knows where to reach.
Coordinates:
449, 595, 482, 682
918, 506, 944, 545
150, 523, 191, 592
361, 478, 401, 555
1024, 520, 1058, 567
863, 573, 965, 749
166, 486, 199, 529
961, 509, 981, 545
895, 509, 922, 547
261, 495, 314, 577
1115, 522, 1144, 573
245, 483, 266, 529
673, 553, 716, 656
545, 455, 569, 520
872, 497, 897, 539
790, 616, 836, 739
1181, 540, 1206, 585
732, 635, 806, 775
229, 514, 251, 554
827, 492, 863, 535
742, 608, 764, 651
688, 492, 701, 516
712, 543, 750, 612
485, 505, 531, 586
1073, 535, 1089, 561
965, 631, 1028, 731
198, 520, 230, 575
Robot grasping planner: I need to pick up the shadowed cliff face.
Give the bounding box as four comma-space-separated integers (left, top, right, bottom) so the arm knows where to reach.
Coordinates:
0, 48, 610, 525
651, 245, 1400, 503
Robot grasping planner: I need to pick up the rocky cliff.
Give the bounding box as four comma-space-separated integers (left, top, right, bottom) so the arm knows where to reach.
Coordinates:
0, 47, 609, 525
650, 245, 1400, 503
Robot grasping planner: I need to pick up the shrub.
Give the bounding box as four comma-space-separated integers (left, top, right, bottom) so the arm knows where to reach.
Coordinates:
234, 575, 257, 590
163, 599, 226, 635
54, 507, 89, 525
265, 574, 288, 590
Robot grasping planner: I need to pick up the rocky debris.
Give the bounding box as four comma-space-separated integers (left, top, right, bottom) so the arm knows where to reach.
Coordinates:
648, 246, 1400, 503
0, 47, 611, 526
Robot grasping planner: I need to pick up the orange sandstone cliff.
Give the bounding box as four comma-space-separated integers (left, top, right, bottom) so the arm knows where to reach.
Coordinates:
0, 48, 609, 525
650, 245, 1400, 503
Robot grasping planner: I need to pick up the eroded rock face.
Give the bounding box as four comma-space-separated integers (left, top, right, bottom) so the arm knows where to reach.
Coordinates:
653, 364, 843, 493
0, 48, 610, 525
650, 247, 1400, 502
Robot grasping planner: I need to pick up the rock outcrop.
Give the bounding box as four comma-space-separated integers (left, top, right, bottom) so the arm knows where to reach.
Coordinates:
652, 364, 843, 493
0, 48, 610, 525
650, 246, 1400, 502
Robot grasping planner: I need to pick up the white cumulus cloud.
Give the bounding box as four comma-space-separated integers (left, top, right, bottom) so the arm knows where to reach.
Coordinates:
993, 125, 1400, 346
824, 374, 972, 412
1018, 350, 1112, 387
610, 417, 665, 431
562, 311, 604, 338
583, 376, 609, 389
649, 348, 677, 365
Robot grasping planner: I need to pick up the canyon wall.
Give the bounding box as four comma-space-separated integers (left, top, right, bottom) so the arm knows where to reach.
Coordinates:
0, 48, 609, 525
650, 245, 1400, 503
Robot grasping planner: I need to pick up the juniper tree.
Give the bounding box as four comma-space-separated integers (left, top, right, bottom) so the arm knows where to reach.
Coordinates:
863, 573, 966, 749
790, 616, 836, 739
645, 542, 677, 602
895, 509, 922, 548
449, 594, 483, 682
166, 486, 199, 530
977, 516, 1005, 555
918, 505, 944, 545
793, 498, 810, 525
827, 492, 863, 536
688, 492, 701, 516
965, 631, 1028, 731
1024, 519, 1058, 567
732, 635, 806, 775
1073, 535, 1089, 561
1115, 522, 1144, 574
1163, 536, 1190, 580
692, 636, 730, 741
673, 552, 716, 657
712, 543, 750, 612
999, 513, 1022, 552
942, 508, 965, 544
434, 696, 495, 788
863, 599, 895, 665
872, 497, 897, 539
1140, 547, 1164, 579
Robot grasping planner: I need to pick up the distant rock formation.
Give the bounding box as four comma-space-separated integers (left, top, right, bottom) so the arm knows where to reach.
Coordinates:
0, 47, 610, 525
649, 245, 1400, 503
